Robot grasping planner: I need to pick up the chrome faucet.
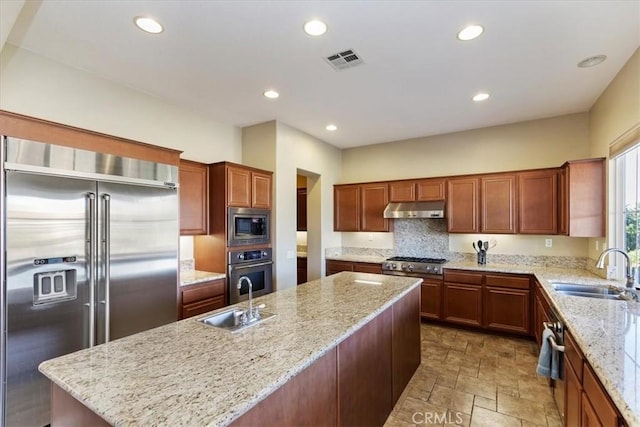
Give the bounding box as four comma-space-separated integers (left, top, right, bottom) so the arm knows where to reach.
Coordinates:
237, 276, 261, 323
596, 248, 638, 300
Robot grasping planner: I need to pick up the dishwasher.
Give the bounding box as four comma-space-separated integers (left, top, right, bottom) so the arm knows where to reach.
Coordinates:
543, 307, 566, 422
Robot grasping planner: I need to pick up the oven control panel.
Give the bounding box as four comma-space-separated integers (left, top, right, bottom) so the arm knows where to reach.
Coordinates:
229, 248, 272, 265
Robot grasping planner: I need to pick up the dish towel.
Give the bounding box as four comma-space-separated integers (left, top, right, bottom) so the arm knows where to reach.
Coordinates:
536, 328, 561, 379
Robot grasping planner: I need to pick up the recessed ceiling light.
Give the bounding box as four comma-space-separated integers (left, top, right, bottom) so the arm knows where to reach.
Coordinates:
472, 93, 490, 102
304, 20, 328, 36
577, 55, 607, 68
457, 25, 484, 41
326, 124, 338, 131
263, 90, 280, 99
134, 16, 163, 34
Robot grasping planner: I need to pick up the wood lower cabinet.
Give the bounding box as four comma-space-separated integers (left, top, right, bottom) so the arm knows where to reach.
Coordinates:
297, 257, 307, 285
179, 160, 209, 235
443, 270, 483, 326
518, 169, 558, 234
180, 278, 226, 319
325, 260, 382, 276
392, 287, 421, 404
484, 274, 530, 335
420, 278, 442, 320
564, 330, 623, 427
447, 177, 480, 233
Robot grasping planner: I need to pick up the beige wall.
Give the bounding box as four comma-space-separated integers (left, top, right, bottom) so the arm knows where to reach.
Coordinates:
0, 1, 25, 53
0, 45, 242, 163
341, 113, 590, 183
588, 48, 640, 261
589, 48, 640, 158
243, 121, 342, 289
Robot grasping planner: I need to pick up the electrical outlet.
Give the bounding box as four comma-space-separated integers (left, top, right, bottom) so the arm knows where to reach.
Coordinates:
367, 233, 374, 242
595, 240, 599, 250
545, 239, 553, 248
286, 250, 294, 259
606, 265, 617, 279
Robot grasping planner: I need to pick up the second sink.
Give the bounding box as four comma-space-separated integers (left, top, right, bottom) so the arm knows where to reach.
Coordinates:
550, 282, 624, 300
199, 308, 276, 333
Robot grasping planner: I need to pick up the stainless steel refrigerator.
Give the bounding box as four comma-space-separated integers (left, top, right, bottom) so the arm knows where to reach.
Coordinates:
0, 137, 179, 426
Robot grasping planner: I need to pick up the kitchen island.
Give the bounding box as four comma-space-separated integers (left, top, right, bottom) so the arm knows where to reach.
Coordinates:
39, 272, 422, 426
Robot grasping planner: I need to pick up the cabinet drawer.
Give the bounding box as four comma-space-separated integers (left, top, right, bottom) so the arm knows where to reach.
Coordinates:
485, 274, 530, 290
353, 262, 382, 274
182, 295, 225, 319
182, 279, 225, 304
443, 270, 483, 285
583, 364, 619, 426
564, 330, 584, 381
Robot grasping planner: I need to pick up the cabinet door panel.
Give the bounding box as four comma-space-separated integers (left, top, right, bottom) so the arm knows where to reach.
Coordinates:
443, 283, 482, 326
484, 287, 530, 334
416, 179, 446, 201
326, 260, 354, 276
334, 185, 360, 231
179, 160, 209, 235
420, 280, 442, 320
361, 183, 389, 232
564, 359, 582, 427
583, 364, 619, 426
252, 172, 272, 209
227, 166, 252, 207
447, 178, 479, 233
389, 181, 416, 202
481, 174, 517, 234
518, 170, 558, 234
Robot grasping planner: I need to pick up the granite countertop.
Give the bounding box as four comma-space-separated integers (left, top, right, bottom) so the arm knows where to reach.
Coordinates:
446, 261, 637, 426
39, 272, 421, 426
296, 251, 307, 258
180, 270, 226, 286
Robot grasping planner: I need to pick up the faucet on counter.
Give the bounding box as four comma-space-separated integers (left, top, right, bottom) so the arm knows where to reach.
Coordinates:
596, 248, 638, 301
237, 276, 264, 324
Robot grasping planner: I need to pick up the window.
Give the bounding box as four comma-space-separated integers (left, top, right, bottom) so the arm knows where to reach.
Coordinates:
611, 143, 640, 279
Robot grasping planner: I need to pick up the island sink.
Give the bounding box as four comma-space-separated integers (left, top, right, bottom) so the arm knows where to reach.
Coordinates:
199, 308, 276, 332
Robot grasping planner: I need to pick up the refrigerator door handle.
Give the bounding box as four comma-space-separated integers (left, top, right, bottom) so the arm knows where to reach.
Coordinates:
101, 194, 111, 343
87, 192, 97, 347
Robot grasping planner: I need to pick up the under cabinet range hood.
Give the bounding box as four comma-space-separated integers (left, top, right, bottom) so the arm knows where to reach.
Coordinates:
383, 201, 445, 219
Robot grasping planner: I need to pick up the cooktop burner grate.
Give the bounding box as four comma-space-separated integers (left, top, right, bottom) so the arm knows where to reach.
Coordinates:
386, 256, 447, 264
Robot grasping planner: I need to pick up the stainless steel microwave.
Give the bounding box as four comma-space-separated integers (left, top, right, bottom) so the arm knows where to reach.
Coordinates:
228, 207, 270, 246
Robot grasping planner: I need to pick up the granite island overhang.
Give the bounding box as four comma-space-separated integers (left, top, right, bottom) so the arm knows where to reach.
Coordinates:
39, 272, 422, 426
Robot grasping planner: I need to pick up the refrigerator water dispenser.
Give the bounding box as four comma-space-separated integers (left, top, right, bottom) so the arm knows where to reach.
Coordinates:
33, 269, 77, 304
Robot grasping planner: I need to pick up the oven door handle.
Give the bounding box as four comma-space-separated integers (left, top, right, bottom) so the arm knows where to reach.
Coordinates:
230, 261, 273, 271
543, 323, 565, 352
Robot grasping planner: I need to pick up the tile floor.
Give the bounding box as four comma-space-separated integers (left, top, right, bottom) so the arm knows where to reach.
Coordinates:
385, 323, 562, 427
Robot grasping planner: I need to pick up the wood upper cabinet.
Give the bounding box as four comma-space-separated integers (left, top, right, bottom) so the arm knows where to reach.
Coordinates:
179, 160, 209, 235
334, 185, 360, 231
481, 174, 517, 234
360, 183, 390, 232
226, 164, 272, 209
447, 177, 480, 233
334, 183, 390, 232
297, 188, 307, 231
559, 158, 605, 237
518, 169, 558, 234
389, 178, 445, 202
483, 274, 530, 335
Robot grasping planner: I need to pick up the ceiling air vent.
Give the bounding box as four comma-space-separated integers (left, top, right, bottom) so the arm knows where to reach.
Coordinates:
325, 49, 364, 71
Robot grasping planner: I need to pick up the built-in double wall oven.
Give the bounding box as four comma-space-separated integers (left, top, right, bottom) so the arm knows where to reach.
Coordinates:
228, 248, 273, 304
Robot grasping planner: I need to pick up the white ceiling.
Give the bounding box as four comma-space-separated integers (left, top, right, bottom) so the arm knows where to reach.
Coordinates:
5, 0, 640, 149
